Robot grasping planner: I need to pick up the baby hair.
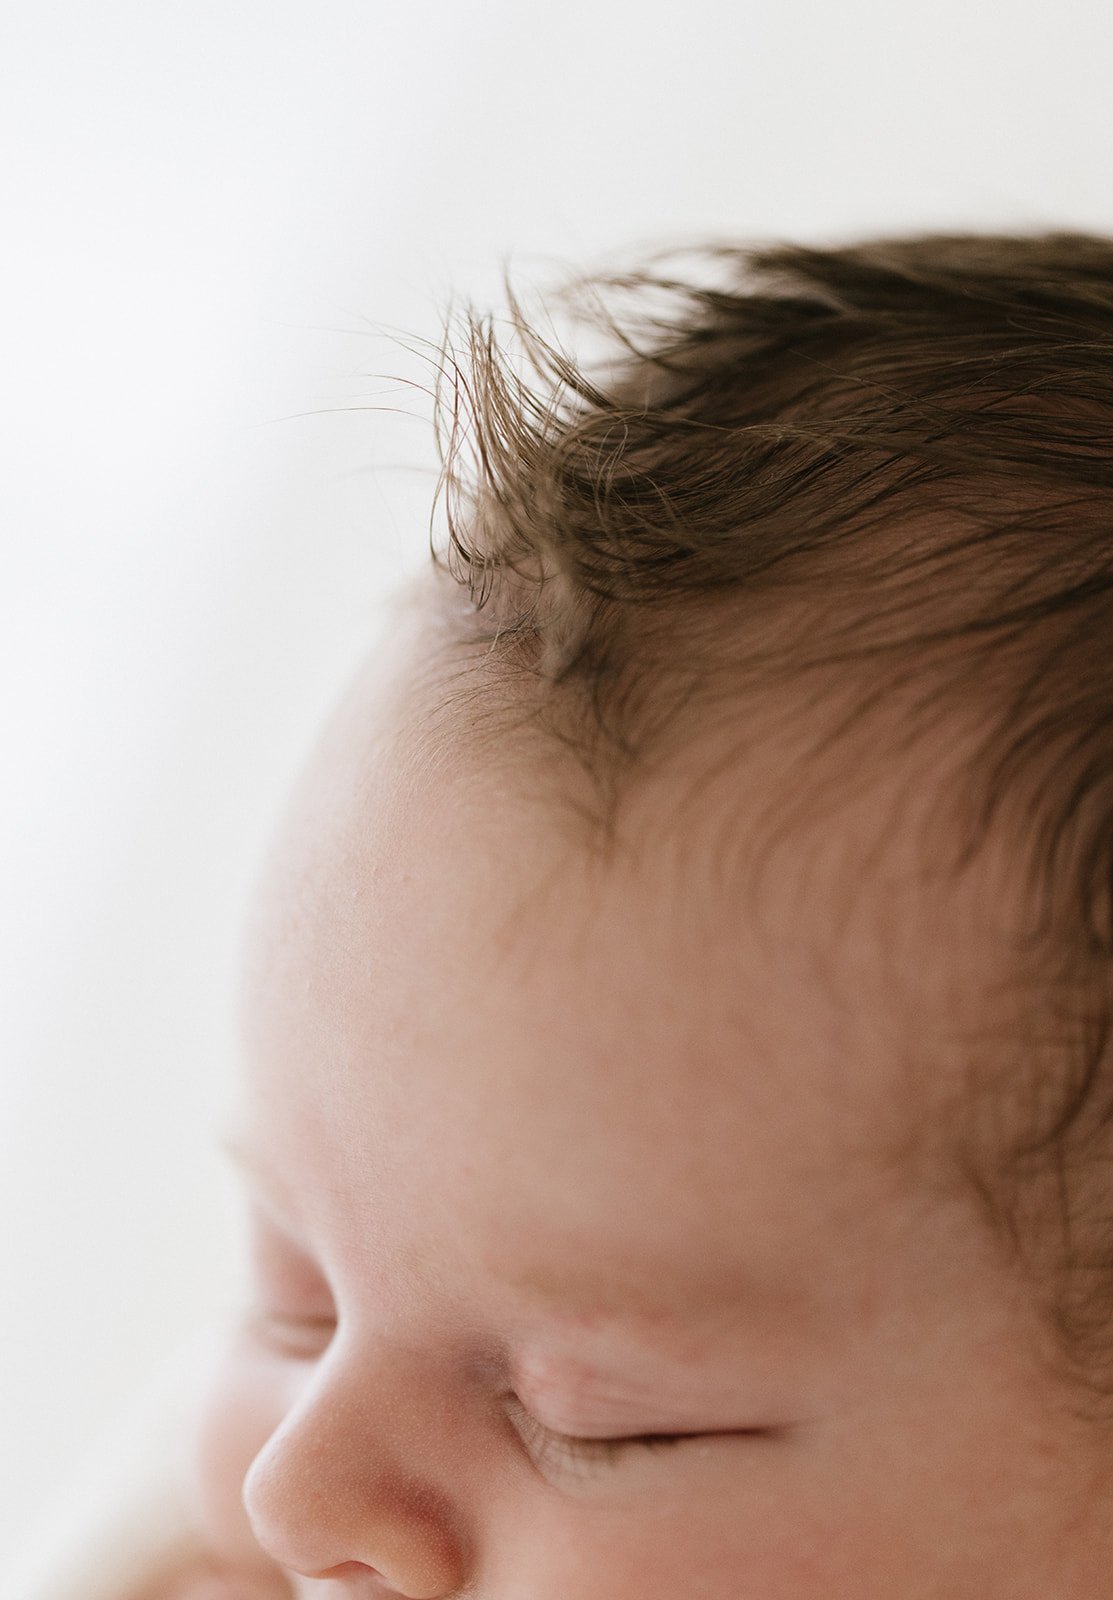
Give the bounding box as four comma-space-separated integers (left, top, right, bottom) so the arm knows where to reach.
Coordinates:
422, 232, 1113, 1410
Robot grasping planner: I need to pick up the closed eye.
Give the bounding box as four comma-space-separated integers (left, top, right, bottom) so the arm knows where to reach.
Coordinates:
238, 1198, 337, 1359
245, 1306, 338, 1359
504, 1395, 761, 1477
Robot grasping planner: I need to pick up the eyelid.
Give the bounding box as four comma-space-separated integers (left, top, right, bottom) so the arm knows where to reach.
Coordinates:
244, 1197, 328, 1278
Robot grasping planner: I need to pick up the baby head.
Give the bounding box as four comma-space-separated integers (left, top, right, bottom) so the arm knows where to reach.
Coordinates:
197, 233, 1113, 1598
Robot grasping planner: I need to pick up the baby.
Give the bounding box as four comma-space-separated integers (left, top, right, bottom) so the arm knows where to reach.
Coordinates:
51, 231, 1113, 1598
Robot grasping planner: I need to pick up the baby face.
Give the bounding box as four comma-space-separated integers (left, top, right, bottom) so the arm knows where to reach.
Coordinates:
195, 585, 1112, 1599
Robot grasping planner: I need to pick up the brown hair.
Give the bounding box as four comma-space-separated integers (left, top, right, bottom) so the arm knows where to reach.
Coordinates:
425, 231, 1113, 1405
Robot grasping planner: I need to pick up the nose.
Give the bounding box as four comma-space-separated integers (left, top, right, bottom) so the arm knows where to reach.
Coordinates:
242, 1350, 469, 1597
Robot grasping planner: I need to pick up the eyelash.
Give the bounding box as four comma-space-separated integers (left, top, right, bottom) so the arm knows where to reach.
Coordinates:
505, 1396, 696, 1474
534, 1428, 689, 1473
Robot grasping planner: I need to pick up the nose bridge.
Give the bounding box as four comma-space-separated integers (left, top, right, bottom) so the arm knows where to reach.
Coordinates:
243, 1343, 470, 1597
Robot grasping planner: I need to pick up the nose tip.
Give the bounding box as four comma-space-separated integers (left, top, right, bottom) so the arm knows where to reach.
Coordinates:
244, 1441, 467, 1597
240, 1352, 470, 1598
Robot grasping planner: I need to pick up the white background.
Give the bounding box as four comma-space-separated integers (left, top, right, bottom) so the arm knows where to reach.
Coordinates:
3, 0, 1112, 1561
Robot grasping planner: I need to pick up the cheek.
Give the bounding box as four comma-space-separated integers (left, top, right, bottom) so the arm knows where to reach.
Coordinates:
190, 1331, 305, 1575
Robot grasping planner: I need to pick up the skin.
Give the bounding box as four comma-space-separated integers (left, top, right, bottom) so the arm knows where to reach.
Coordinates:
191, 577, 1113, 1599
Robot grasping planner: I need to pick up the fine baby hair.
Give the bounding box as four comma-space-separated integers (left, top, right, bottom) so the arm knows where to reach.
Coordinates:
425, 231, 1113, 1409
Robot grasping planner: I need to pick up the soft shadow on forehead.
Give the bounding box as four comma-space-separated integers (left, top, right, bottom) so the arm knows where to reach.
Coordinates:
240, 576, 1045, 1292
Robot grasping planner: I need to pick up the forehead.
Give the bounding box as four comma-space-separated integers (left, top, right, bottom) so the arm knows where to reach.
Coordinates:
237, 592, 1007, 1331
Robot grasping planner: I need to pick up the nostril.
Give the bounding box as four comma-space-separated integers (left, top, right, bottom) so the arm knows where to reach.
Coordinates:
320, 1555, 458, 1597
320, 1561, 399, 1595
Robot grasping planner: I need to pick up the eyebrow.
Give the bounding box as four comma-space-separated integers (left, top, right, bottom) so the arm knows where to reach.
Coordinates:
495, 1243, 763, 1324
218, 1129, 303, 1226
